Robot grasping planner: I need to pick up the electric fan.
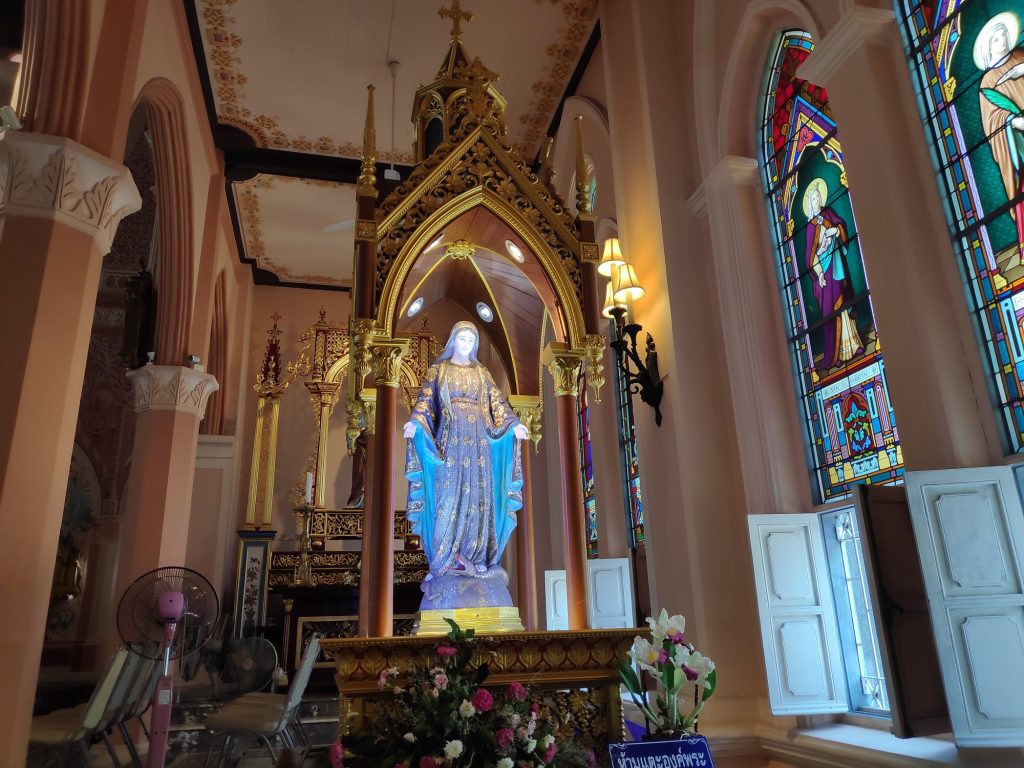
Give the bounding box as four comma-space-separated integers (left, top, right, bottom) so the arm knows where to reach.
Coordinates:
117, 566, 219, 768
222, 636, 279, 693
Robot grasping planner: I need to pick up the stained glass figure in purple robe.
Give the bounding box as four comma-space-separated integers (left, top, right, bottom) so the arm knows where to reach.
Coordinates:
402, 321, 528, 611
803, 178, 863, 372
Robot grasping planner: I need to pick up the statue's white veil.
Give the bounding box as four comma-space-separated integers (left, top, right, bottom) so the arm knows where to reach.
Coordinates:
434, 321, 480, 363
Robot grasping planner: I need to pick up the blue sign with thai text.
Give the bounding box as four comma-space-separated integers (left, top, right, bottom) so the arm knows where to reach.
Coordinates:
608, 735, 715, 768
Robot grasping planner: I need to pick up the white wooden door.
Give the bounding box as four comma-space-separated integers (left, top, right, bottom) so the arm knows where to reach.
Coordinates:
905, 467, 1024, 746
544, 570, 568, 630
747, 514, 848, 714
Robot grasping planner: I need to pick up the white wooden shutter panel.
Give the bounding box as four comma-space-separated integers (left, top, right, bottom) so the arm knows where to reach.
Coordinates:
905, 467, 1024, 747
747, 513, 848, 714
544, 570, 569, 630
588, 558, 635, 629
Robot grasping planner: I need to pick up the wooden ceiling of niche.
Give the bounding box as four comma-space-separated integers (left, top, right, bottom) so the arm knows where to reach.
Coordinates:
397, 208, 550, 395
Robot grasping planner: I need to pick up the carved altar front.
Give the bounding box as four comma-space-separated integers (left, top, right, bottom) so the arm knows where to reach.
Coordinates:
322, 629, 634, 757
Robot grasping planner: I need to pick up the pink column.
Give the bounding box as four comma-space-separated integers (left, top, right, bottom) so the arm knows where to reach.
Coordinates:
0, 132, 139, 765
114, 366, 219, 601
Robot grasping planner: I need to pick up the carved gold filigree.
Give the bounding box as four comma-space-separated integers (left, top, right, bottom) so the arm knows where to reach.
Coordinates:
358, 85, 377, 196
370, 338, 410, 388
509, 395, 543, 452
444, 238, 475, 260
355, 219, 376, 241
583, 333, 606, 404
373, 123, 585, 347
581, 242, 599, 264
543, 345, 585, 398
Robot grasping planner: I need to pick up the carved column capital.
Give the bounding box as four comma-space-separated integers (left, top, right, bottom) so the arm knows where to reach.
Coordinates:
370, 337, 410, 388
1, 131, 142, 253
349, 317, 377, 386
127, 365, 220, 419
542, 343, 586, 398
508, 395, 543, 451
582, 333, 607, 403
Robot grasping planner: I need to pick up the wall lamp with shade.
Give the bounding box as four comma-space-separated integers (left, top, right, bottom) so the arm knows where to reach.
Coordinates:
601, 238, 664, 427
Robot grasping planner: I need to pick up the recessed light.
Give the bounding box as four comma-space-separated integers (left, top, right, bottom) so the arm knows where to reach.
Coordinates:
407, 297, 424, 317
476, 302, 493, 322
505, 239, 524, 262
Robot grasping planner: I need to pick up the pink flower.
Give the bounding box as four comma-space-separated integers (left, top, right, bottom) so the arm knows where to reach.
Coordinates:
655, 647, 669, 664
530, 702, 540, 715
434, 673, 449, 689
516, 726, 528, 740
436, 645, 457, 658
419, 758, 439, 768
544, 744, 557, 763
586, 749, 597, 768
527, 718, 537, 735
497, 727, 514, 748
393, 685, 403, 695
683, 664, 699, 682
668, 630, 686, 645
507, 681, 527, 700
470, 687, 493, 712
329, 739, 343, 768
377, 670, 389, 690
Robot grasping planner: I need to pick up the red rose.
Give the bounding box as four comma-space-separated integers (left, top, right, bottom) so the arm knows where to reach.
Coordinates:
470, 687, 493, 712
436, 645, 457, 658
497, 727, 514, 748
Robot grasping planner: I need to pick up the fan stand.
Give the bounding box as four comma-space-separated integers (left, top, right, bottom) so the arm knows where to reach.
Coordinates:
148, 594, 185, 768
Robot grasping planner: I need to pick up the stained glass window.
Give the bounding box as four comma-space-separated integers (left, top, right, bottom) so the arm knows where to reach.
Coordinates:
897, 1, 1024, 451
577, 370, 598, 558
760, 31, 904, 502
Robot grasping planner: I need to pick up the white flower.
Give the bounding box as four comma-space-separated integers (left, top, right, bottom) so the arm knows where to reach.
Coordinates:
646, 609, 685, 644
541, 734, 555, 749
497, 759, 514, 768
444, 740, 464, 759
526, 738, 537, 753
686, 650, 716, 688
403, 732, 416, 743
458, 699, 476, 718
628, 636, 663, 675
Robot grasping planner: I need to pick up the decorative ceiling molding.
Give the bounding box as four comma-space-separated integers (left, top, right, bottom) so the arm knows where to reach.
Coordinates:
233, 174, 354, 287
516, 0, 599, 159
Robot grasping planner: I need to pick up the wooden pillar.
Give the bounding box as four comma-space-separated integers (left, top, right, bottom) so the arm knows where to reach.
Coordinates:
357, 393, 377, 637
509, 396, 543, 630
543, 344, 588, 630
367, 338, 409, 636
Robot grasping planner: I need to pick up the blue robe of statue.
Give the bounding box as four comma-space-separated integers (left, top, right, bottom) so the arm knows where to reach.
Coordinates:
405, 359, 523, 609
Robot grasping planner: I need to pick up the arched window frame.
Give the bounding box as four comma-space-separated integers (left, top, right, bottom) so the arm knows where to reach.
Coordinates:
896, 0, 1024, 452
759, 29, 904, 504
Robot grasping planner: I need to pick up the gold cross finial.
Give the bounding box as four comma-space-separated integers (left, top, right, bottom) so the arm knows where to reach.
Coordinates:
439, 0, 473, 39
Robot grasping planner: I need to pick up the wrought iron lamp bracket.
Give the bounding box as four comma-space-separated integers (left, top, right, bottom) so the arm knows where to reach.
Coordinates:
608, 309, 664, 427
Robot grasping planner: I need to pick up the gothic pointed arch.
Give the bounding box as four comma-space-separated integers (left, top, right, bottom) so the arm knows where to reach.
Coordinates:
132, 78, 195, 366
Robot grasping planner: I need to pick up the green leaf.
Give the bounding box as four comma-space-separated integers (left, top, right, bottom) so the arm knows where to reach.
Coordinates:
702, 669, 717, 702
982, 88, 1023, 116
618, 659, 642, 694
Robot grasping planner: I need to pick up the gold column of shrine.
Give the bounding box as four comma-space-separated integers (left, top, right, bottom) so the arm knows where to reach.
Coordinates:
245, 313, 289, 528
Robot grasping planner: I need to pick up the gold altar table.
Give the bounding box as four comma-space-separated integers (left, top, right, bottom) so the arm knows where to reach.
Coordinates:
321, 628, 637, 751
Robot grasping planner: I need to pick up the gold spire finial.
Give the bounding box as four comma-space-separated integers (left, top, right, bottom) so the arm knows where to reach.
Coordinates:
439, 0, 473, 40
358, 84, 377, 195
574, 115, 593, 215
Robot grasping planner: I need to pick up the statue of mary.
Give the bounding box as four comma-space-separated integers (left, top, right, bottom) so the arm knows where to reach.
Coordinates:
403, 321, 529, 611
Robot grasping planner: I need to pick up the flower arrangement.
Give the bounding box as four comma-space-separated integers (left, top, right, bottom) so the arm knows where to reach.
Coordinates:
617, 610, 717, 737
335, 620, 594, 768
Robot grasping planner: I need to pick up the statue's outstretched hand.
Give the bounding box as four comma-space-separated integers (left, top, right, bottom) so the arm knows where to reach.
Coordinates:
403, 422, 416, 439
514, 423, 530, 441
